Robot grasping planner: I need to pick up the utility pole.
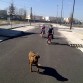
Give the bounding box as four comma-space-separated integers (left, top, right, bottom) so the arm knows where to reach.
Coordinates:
60, 0, 63, 25
30, 7, 33, 25
33, 13, 35, 23
57, 5, 58, 24
70, 0, 75, 30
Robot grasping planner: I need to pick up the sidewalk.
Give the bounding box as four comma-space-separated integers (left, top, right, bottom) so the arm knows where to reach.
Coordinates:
53, 24, 83, 52
12, 25, 36, 32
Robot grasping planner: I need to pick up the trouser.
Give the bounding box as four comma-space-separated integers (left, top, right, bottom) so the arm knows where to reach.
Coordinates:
48, 33, 53, 39
41, 30, 45, 34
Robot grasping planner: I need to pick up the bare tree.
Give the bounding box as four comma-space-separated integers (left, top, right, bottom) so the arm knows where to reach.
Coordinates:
24, 9, 27, 19
7, 3, 16, 28
19, 8, 27, 19
9, 3, 15, 16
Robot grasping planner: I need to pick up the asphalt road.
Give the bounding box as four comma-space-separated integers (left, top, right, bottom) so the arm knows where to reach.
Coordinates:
0, 26, 83, 83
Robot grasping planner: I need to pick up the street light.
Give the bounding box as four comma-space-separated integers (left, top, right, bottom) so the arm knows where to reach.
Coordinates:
70, 0, 75, 30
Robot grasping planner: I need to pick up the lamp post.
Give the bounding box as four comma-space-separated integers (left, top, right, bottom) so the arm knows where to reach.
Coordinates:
70, 0, 75, 30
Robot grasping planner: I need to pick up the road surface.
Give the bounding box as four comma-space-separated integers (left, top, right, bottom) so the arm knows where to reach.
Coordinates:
0, 26, 83, 83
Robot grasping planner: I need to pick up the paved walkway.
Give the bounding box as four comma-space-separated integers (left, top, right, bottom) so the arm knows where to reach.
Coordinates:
12, 25, 36, 32
53, 24, 83, 52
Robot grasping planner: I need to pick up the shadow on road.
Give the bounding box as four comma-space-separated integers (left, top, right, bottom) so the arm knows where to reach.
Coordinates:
2, 32, 37, 41
0, 28, 38, 42
39, 66, 68, 82
51, 42, 69, 46
50, 42, 83, 48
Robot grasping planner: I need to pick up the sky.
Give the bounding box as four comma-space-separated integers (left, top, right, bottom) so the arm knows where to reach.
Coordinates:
0, 0, 83, 21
